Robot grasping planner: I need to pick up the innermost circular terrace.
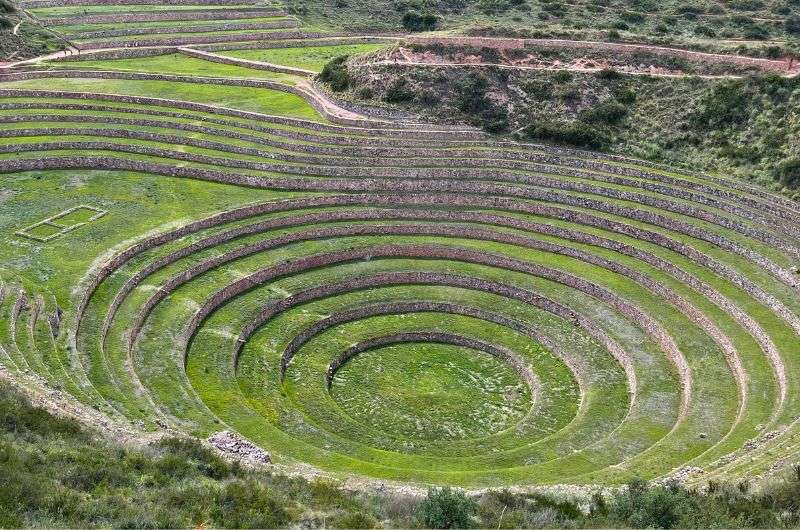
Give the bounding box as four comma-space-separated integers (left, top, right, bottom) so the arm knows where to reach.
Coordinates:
326, 332, 537, 441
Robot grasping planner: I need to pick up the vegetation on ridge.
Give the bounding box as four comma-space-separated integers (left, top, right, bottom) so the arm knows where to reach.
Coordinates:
332, 51, 800, 196
5, 382, 800, 528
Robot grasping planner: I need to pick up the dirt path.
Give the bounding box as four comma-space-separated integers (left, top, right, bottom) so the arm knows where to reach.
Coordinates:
1, 47, 82, 68
294, 78, 381, 122
408, 36, 800, 76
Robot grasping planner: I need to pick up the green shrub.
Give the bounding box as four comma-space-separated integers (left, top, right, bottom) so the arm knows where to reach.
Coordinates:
608, 479, 688, 529
552, 70, 573, 83
730, 0, 764, 9
786, 15, 800, 35
319, 56, 352, 92
157, 437, 234, 479
621, 10, 645, 23
743, 23, 769, 39
417, 487, 476, 529
525, 121, 610, 149
614, 88, 637, 104
0, 386, 83, 440
526, 492, 582, 520
333, 511, 377, 528
454, 71, 509, 132
776, 158, 800, 188
478, 0, 510, 14
211, 480, 290, 529
384, 76, 415, 103
694, 24, 716, 36
402, 10, 438, 31
692, 79, 748, 128
0, 0, 15, 13
581, 100, 628, 124
596, 68, 622, 80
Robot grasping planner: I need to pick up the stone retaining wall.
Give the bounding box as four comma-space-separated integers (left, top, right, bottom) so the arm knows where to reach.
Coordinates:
180, 243, 685, 410
75, 200, 782, 410
176, 218, 738, 406
2, 96, 794, 223
0, 71, 366, 126
178, 47, 313, 77
324, 331, 539, 394
0, 89, 419, 136
21, 0, 258, 7
0, 83, 472, 132
55, 48, 180, 62
5, 131, 793, 260
40, 9, 285, 26
279, 301, 576, 390
75, 31, 324, 50
198, 36, 398, 53
4, 155, 795, 293
235, 270, 634, 397
63, 191, 789, 410
72, 20, 299, 40
5, 118, 793, 239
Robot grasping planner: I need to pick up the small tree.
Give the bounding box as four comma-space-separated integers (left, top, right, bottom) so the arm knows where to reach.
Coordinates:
318, 56, 351, 92
417, 487, 476, 529
776, 158, 800, 189
785, 15, 800, 36
402, 10, 438, 32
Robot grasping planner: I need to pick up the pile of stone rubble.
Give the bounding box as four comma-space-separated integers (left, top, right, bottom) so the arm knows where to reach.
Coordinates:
207, 430, 272, 465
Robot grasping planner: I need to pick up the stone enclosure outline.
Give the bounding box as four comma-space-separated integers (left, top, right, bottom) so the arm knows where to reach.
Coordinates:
16, 204, 107, 242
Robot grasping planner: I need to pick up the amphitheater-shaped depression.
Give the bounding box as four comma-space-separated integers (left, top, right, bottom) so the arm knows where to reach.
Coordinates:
1, 42, 800, 488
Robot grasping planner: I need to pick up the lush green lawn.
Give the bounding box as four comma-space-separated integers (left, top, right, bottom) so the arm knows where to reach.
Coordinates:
54, 17, 290, 34
0, 78, 323, 120
221, 43, 391, 72
48, 54, 305, 83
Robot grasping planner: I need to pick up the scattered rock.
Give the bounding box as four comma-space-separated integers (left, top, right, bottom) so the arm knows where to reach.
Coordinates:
744, 428, 787, 451
208, 430, 272, 465
664, 466, 704, 484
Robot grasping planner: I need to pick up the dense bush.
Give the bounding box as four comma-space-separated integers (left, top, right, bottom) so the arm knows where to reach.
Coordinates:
595, 68, 623, 80
777, 158, 800, 189
454, 71, 510, 132
318, 55, 352, 92
525, 121, 610, 149
402, 10, 438, 31
787, 15, 800, 35
692, 79, 749, 128
477, 0, 512, 14
581, 100, 628, 124
384, 75, 416, 102
6, 382, 800, 527
417, 487, 477, 528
